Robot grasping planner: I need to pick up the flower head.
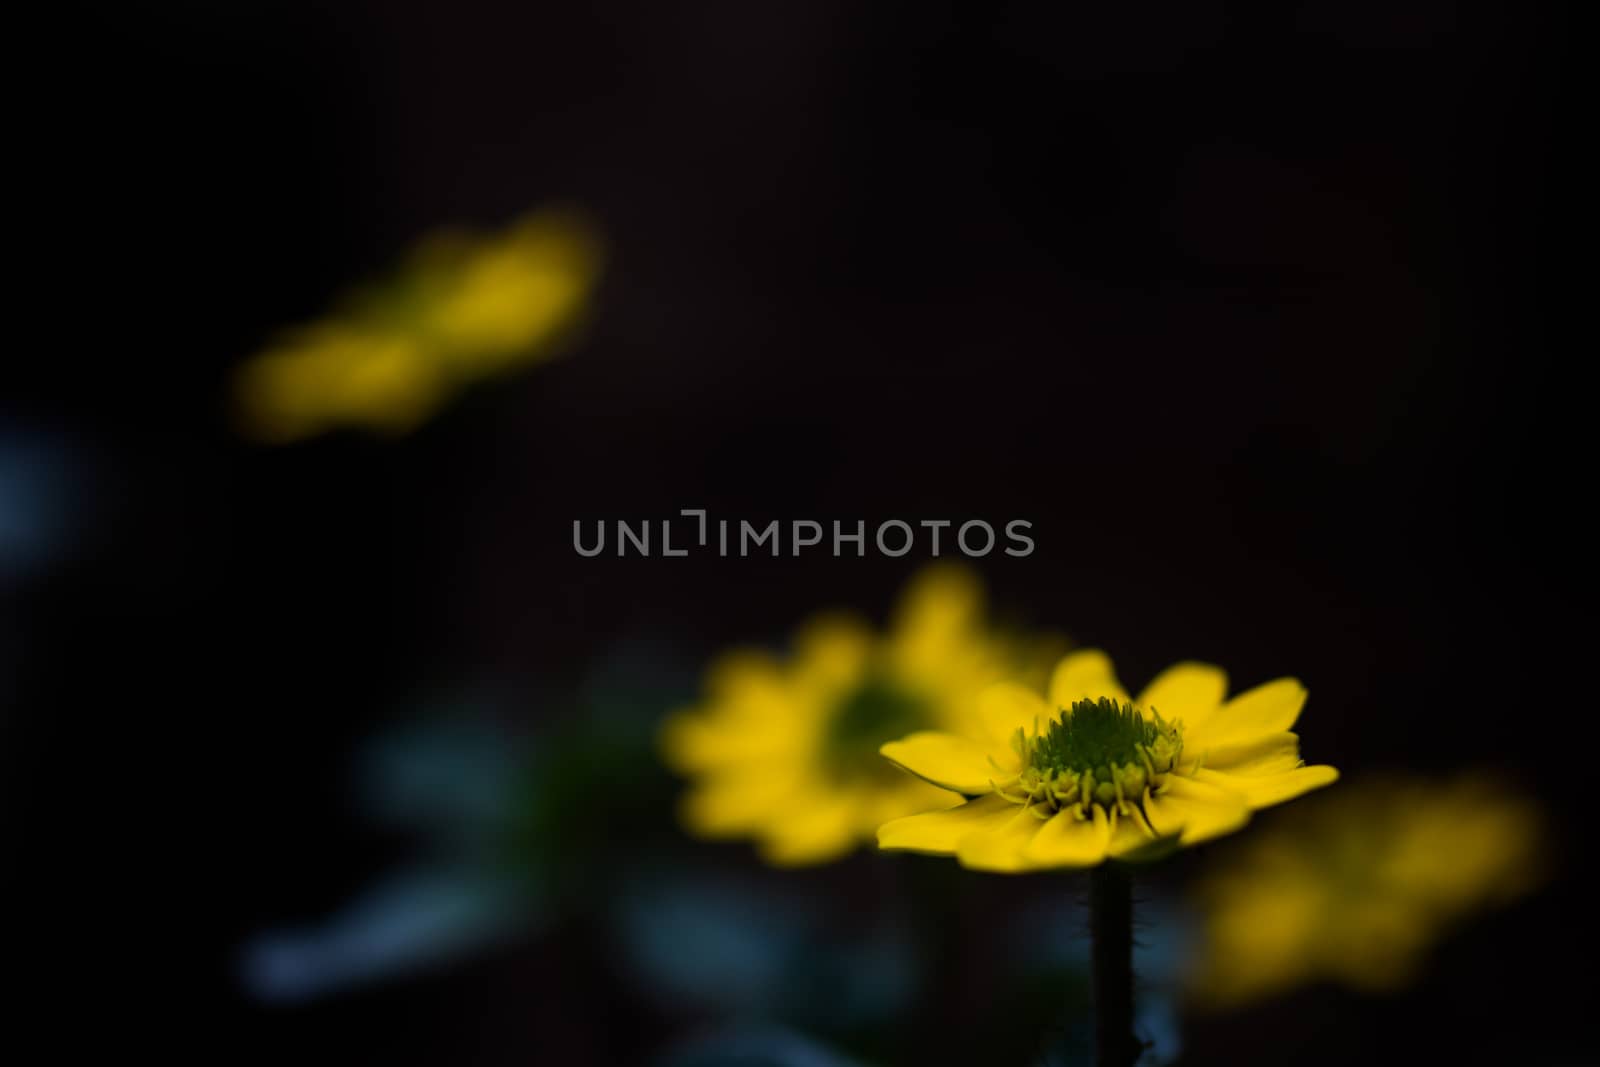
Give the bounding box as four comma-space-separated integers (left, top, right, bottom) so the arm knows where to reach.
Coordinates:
234, 209, 602, 443
660, 566, 1061, 867
1186, 774, 1546, 1010
876, 651, 1338, 872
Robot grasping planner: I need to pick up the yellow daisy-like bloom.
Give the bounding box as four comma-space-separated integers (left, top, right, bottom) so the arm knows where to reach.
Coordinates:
660, 566, 1062, 867
1187, 774, 1546, 1010
235, 208, 603, 443
876, 651, 1339, 872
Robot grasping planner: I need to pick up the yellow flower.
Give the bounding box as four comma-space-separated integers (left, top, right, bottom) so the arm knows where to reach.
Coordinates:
1186, 774, 1546, 1009
234, 209, 603, 443
876, 651, 1338, 872
660, 565, 1062, 867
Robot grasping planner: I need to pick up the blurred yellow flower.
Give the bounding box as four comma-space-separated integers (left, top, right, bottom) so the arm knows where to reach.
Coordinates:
876, 653, 1337, 872
660, 565, 1062, 867
234, 209, 603, 443
1186, 774, 1546, 1010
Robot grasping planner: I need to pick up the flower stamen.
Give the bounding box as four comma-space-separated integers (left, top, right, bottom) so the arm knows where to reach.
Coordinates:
993, 696, 1185, 827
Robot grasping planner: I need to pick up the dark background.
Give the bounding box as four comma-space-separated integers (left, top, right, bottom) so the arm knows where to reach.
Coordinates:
6, 2, 1580, 1063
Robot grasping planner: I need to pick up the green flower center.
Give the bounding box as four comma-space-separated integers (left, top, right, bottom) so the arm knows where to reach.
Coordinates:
827, 676, 930, 782
1001, 697, 1184, 815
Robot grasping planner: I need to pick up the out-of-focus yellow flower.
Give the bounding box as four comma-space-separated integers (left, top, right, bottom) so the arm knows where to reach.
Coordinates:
234, 209, 603, 443
875, 653, 1338, 872
1185, 774, 1546, 1010
659, 565, 1063, 867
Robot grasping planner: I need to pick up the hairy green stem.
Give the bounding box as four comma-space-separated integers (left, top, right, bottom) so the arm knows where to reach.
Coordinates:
1089, 864, 1140, 1067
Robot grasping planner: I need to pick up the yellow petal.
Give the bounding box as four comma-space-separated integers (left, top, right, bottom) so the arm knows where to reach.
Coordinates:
857, 777, 961, 832
1107, 805, 1174, 861
880, 731, 998, 794
791, 614, 873, 695
758, 791, 862, 866
1048, 650, 1131, 710
658, 709, 803, 772
956, 807, 1049, 872
1193, 678, 1308, 748
702, 649, 790, 712
888, 563, 983, 675
1195, 764, 1339, 809
889, 568, 1026, 723
976, 682, 1051, 749
234, 326, 444, 442
1143, 776, 1252, 845
678, 768, 804, 837
1194, 731, 1305, 777
1136, 661, 1228, 731
1025, 806, 1113, 867
877, 794, 1017, 854
657, 710, 711, 772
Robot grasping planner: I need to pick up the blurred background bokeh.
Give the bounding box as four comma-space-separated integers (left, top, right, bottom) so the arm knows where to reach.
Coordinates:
5, 2, 1580, 1064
